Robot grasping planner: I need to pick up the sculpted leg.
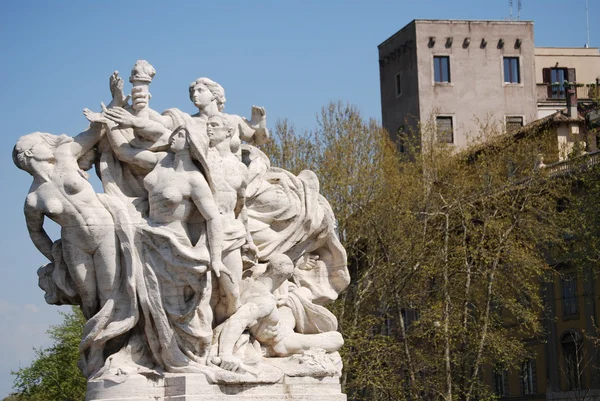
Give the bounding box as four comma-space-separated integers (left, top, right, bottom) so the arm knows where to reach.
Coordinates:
214, 249, 242, 324
62, 242, 98, 319
271, 331, 344, 357
93, 233, 120, 306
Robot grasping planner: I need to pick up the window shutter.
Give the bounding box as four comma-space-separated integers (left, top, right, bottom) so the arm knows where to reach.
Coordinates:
542, 68, 551, 83
543, 68, 552, 97
567, 68, 577, 83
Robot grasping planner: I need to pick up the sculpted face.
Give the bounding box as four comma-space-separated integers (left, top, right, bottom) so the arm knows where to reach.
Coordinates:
131, 83, 150, 111
190, 83, 213, 110
168, 128, 188, 152
206, 117, 230, 146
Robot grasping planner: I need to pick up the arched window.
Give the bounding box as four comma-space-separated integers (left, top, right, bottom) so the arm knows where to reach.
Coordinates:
560, 330, 583, 390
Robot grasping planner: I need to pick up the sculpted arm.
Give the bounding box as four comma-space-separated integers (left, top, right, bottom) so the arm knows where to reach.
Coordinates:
25, 202, 53, 261
217, 295, 274, 358
69, 124, 105, 159
236, 175, 256, 252
103, 107, 172, 142
234, 106, 270, 145
190, 174, 226, 277
105, 125, 160, 170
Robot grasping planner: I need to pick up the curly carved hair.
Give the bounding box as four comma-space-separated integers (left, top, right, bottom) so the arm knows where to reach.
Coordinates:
189, 77, 226, 112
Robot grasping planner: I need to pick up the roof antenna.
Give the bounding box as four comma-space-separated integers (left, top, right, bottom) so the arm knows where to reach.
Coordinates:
509, 0, 513, 20
517, 0, 522, 20
585, 0, 590, 48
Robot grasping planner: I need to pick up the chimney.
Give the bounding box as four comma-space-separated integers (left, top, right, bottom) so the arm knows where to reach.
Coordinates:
566, 84, 578, 118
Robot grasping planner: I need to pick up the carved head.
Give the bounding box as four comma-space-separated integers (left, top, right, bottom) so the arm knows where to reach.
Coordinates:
13, 132, 72, 174
263, 254, 294, 291
206, 115, 233, 147
168, 126, 190, 152
189, 77, 226, 112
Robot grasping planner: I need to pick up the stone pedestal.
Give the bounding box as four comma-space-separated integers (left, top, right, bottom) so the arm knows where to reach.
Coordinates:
87, 373, 347, 401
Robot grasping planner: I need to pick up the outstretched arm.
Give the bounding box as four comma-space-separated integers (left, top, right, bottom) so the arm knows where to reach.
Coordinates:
102, 107, 171, 142
236, 106, 270, 145
69, 124, 104, 159
104, 124, 161, 171
25, 203, 53, 261
230, 106, 270, 145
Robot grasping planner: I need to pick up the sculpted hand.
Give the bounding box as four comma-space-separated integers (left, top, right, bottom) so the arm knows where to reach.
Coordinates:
299, 254, 319, 271
83, 108, 110, 124
242, 240, 259, 262
212, 355, 241, 373
109, 71, 131, 108
211, 260, 234, 283
250, 105, 266, 128
103, 107, 141, 128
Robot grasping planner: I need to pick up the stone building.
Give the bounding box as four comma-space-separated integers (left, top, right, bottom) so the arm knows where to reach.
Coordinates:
378, 19, 538, 151
379, 19, 600, 401
535, 47, 600, 118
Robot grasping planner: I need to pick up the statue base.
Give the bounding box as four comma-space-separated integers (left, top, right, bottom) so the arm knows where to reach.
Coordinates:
86, 373, 347, 401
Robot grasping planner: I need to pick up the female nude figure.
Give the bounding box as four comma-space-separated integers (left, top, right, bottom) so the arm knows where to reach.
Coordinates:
102, 121, 230, 281
99, 118, 235, 368
13, 129, 118, 320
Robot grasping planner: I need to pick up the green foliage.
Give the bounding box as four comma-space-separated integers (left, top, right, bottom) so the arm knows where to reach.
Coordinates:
265, 103, 573, 401
10, 307, 86, 401
7, 101, 583, 401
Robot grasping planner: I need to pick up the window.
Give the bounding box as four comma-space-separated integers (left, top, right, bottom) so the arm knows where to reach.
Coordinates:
550, 68, 567, 98
521, 359, 536, 395
561, 331, 583, 390
395, 72, 402, 96
542, 67, 576, 99
436, 116, 454, 143
434, 56, 450, 83
503, 57, 520, 84
561, 274, 578, 316
506, 116, 524, 133
494, 366, 508, 398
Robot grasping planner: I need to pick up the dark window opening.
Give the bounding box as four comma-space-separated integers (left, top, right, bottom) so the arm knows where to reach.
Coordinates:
395, 73, 402, 96
561, 274, 578, 316
506, 116, 524, 133
436, 116, 454, 143
434, 56, 450, 83
494, 367, 508, 398
503, 57, 520, 84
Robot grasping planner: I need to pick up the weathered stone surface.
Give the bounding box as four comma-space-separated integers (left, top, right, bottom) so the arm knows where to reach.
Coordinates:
87, 373, 346, 400
13, 61, 349, 400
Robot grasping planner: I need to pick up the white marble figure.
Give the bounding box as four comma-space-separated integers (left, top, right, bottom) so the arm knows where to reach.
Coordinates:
211, 254, 344, 374
13, 130, 117, 320
13, 60, 349, 390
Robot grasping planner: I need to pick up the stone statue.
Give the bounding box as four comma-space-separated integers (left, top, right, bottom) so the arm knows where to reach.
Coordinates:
13, 60, 349, 401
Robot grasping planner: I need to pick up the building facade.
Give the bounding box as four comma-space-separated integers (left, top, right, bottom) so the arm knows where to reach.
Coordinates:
379, 20, 538, 151
379, 19, 600, 401
535, 47, 600, 118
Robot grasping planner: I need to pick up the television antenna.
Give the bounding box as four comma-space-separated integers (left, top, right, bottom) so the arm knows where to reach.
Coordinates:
586, 0, 590, 47
508, 0, 522, 20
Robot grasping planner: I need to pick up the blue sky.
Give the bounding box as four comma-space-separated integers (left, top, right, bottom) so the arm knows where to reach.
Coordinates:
0, 0, 598, 397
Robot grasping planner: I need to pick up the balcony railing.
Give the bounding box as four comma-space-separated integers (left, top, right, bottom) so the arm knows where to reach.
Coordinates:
537, 83, 599, 102
545, 150, 600, 176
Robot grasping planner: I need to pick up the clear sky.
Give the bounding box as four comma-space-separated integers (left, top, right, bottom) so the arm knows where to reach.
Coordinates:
0, 0, 598, 397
